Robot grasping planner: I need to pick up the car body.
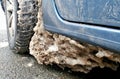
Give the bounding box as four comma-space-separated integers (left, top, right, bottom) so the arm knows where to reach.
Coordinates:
1, 0, 120, 73
42, 0, 120, 53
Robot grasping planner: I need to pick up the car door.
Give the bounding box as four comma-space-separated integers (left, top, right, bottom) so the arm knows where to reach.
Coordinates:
42, 0, 120, 53
55, 0, 120, 27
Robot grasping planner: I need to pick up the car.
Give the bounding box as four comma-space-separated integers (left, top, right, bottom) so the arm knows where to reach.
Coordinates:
43, 0, 120, 53
2, 0, 120, 73
2, 0, 120, 53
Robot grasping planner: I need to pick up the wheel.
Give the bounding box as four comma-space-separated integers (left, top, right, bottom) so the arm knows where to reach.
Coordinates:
1, 0, 5, 11
4, 0, 38, 54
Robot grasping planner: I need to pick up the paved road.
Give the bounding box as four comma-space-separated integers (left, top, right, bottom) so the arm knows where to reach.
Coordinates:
0, 3, 120, 79
0, 3, 84, 79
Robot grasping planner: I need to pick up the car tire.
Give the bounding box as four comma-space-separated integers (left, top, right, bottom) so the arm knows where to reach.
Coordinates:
4, 0, 38, 54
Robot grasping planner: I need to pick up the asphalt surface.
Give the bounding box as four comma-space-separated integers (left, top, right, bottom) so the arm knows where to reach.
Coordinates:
0, 3, 120, 79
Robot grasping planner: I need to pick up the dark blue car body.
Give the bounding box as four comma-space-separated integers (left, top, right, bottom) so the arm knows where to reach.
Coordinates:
42, 0, 120, 53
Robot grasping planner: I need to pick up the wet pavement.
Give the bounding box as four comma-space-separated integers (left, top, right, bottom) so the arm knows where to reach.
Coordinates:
0, 3, 120, 79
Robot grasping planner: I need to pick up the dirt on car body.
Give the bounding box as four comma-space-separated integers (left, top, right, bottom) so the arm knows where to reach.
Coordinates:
29, 0, 120, 73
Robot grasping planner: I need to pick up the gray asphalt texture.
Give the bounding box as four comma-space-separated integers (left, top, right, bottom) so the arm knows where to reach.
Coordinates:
0, 4, 84, 79
0, 3, 120, 79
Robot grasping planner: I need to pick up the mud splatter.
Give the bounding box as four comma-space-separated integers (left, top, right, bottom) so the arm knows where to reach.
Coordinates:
30, 0, 120, 73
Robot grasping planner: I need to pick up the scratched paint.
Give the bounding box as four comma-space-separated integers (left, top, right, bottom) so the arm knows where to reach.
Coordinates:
100, 0, 120, 21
